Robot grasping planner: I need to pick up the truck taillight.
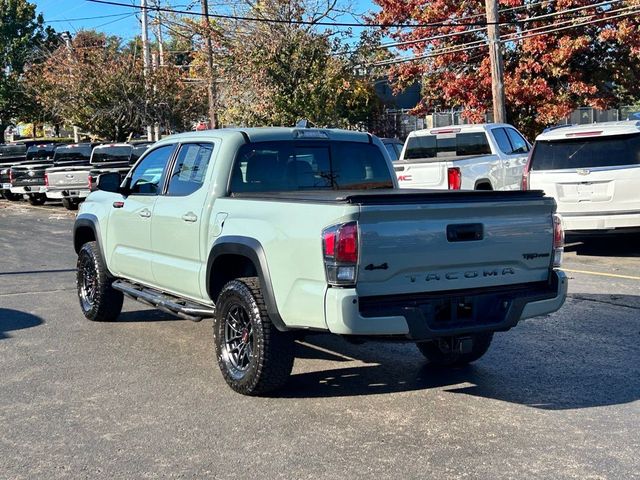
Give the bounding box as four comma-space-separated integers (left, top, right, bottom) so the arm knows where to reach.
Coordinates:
9, 169, 13, 183
552, 214, 564, 268
447, 167, 461, 190
88, 174, 94, 191
322, 221, 358, 286
522, 149, 534, 191
44, 172, 49, 187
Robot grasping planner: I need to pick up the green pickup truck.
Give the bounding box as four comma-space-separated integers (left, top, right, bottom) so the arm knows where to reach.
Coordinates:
73, 127, 567, 395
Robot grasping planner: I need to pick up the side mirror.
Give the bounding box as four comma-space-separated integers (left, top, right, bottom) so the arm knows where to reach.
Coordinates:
95, 172, 121, 193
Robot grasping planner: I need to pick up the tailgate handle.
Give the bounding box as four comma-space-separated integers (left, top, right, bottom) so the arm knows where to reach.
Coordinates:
447, 223, 483, 242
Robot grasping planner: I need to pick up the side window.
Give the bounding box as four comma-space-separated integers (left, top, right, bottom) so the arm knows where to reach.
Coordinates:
385, 143, 399, 161
493, 128, 513, 154
506, 128, 530, 153
129, 145, 175, 195
166, 143, 214, 196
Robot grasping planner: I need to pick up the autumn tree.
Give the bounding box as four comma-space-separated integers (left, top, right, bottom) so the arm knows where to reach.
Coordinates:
373, 0, 640, 138
187, 0, 381, 127
0, 0, 58, 141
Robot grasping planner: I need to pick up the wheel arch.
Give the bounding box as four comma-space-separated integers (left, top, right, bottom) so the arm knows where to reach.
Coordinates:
206, 236, 287, 331
474, 179, 494, 190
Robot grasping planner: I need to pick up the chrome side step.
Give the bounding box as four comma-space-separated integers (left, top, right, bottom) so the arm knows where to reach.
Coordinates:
112, 279, 215, 322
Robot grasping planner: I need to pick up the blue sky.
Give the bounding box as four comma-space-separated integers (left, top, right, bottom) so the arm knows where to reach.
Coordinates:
34, 0, 378, 43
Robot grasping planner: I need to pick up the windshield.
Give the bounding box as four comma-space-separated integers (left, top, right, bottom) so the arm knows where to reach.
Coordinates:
229, 141, 394, 192
531, 133, 640, 170
403, 132, 491, 161
53, 145, 93, 163
91, 146, 132, 163
26, 145, 56, 160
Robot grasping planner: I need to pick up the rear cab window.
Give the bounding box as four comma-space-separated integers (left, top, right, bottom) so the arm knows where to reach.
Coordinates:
229, 141, 394, 193
91, 145, 133, 164
54, 144, 94, 163
26, 144, 57, 160
402, 131, 491, 162
531, 133, 640, 171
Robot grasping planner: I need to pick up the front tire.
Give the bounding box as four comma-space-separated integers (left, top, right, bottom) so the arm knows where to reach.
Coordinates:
214, 277, 294, 395
417, 332, 494, 367
76, 241, 123, 322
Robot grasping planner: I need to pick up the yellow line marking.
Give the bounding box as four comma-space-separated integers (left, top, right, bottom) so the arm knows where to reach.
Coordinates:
562, 268, 640, 281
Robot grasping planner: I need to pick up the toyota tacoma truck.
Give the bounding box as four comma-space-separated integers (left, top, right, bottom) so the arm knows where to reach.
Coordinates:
73, 127, 567, 395
396, 123, 531, 191
46, 142, 151, 210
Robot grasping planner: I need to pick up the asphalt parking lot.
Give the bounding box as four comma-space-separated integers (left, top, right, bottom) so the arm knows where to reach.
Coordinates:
1, 200, 639, 479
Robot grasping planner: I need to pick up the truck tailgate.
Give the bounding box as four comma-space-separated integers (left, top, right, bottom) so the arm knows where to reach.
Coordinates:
353, 191, 556, 297
47, 166, 90, 189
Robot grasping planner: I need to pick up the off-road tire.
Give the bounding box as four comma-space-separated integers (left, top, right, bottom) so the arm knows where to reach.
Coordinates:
28, 194, 46, 206
76, 241, 123, 322
62, 198, 79, 210
417, 332, 494, 367
214, 277, 294, 395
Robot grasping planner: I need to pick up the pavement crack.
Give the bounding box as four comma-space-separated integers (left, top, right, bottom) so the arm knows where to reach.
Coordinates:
0, 288, 75, 297
568, 294, 640, 311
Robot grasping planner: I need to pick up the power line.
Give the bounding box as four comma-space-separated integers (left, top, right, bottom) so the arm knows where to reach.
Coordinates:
43, 12, 134, 23
85, 0, 559, 28
371, 6, 640, 66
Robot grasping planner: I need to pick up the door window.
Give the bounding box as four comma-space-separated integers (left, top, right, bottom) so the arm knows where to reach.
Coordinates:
492, 128, 513, 154
166, 143, 214, 196
129, 145, 175, 195
506, 128, 530, 153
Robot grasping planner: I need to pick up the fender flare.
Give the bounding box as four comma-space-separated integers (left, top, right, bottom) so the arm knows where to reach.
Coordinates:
206, 236, 287, 331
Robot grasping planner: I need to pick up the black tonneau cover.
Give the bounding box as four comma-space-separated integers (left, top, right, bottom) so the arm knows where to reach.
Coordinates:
231, 189, 547, 204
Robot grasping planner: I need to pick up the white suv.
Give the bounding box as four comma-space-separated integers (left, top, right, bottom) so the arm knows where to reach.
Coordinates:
524, 121, 640, 234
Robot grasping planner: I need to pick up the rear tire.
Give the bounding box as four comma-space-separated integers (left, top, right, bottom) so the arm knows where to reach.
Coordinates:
417, 332, 494, 367
214, 277, 294, 395
76, 241, 123, 322
28, 194, 46, 206
3, 191, 21, 201
62, 198, 79, 210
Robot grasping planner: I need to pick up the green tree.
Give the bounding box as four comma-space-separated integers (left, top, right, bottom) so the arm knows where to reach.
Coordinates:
0, 0, 57, 141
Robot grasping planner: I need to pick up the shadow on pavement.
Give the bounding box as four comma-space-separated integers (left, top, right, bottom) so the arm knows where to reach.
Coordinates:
275, 300, 639, 409
0, 309, 44, 340
565, 235, 640, 257
116, 309, 181, 323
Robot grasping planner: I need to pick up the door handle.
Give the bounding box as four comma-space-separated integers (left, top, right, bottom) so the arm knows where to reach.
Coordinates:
139, 208, 152, 218
504, 161, 511, 167
182, 212, 198, 223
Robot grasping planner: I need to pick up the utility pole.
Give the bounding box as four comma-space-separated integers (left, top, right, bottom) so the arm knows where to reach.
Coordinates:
141, 0, 153, 140
485, 0, 506, 123
201, 0, 218, 129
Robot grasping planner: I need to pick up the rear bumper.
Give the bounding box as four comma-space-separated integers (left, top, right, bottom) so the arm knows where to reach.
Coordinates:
45, 188, 89, 200
10, 185, 46, 194
561, 210, 640, 232
325, 270, 567, 340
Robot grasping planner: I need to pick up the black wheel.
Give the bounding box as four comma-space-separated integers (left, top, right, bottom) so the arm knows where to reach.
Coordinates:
214, 277, 294, 395
76, 241, 123, 322
417, 332, 494, 367
62, 198, 79, 210
28, 194, 46, 205
3, 191, 21, 201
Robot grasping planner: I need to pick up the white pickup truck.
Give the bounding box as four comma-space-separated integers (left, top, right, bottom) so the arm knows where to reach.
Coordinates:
395, 124, 531, 191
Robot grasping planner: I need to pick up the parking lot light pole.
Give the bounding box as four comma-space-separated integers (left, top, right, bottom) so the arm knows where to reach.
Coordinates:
201, 0, 219, 129
141, 0, 153, 141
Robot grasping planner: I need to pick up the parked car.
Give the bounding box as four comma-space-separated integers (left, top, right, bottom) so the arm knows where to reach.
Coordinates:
395, 124, 531, 190
0, 143, 28, 200
10, 143, 95, 205
523, 120, 640, 235
381, 137, 404, 161
46, 142, 151, 210
73, 127, 567, 396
